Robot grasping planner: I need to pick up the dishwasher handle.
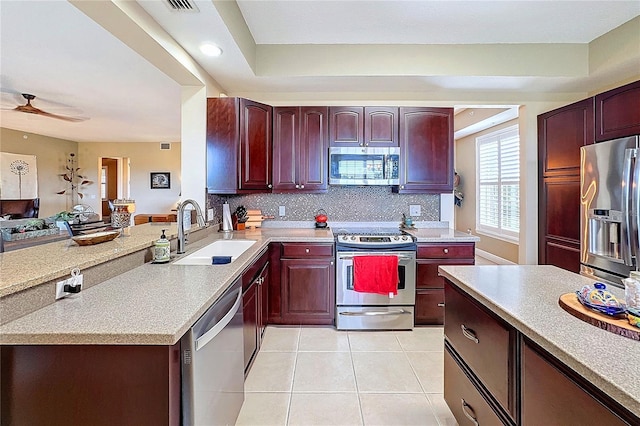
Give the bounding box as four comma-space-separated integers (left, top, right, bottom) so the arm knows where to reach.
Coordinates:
195, 288, 242, 351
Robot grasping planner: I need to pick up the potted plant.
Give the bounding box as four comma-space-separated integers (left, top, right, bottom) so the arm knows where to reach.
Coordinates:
56, 153, 92, 210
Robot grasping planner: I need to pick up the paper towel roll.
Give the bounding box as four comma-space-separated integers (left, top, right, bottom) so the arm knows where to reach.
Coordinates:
222, 203, 233, 231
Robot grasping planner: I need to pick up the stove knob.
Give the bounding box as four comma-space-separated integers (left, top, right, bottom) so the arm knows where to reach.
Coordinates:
402, 236, 408, 241
351, 236, 357, 241
393, 236, 399, 240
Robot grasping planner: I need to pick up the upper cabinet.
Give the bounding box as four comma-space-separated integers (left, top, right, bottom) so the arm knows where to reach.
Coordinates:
207, 98, 272, 194
273, 107, 329, 193
395, 107, 454, 193
329, 106, 399, 147
595, 80, 640, 142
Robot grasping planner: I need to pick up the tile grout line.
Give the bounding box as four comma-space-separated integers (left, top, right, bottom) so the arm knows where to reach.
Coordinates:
347, 331, 366, 425
284, 325, 301, 426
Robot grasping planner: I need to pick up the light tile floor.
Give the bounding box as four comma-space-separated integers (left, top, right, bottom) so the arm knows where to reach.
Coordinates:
236, 326, 458, 426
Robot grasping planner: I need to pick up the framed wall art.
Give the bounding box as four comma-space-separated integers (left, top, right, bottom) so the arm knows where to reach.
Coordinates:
150, 172, 170, 189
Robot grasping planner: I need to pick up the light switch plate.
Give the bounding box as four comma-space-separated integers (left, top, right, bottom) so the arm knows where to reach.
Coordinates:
409, 204, 421, 217
279, 206, 286, 216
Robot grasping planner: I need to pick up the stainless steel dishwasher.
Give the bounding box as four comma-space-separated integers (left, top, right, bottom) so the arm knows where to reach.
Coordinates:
181, 278, 244, 426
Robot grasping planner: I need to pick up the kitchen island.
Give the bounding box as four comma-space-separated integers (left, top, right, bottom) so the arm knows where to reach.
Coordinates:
439, 265, 640, 424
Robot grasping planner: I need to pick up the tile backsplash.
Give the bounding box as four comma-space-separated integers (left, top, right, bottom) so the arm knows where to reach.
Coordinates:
207, 186, 440, 223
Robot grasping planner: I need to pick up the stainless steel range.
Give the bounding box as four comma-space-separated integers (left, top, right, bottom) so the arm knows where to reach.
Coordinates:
334, 226, 416, 330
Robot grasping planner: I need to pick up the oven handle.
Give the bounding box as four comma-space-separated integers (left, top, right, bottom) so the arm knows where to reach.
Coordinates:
337, 255, 414, 261
339, 309, 412, 316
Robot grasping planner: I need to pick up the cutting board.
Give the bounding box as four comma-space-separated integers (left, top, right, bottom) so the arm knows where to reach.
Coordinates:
246, 209, 264, 228
558, 293, 640, 341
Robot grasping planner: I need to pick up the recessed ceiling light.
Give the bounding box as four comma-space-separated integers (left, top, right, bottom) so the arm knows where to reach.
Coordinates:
200, 43, 222, 57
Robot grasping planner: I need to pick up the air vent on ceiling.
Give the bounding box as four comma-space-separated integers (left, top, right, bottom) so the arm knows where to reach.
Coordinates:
164, 0, 199, 12
160, 142, 171, 150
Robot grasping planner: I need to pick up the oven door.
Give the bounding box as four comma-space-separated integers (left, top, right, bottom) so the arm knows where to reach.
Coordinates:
336, 251, 416, 306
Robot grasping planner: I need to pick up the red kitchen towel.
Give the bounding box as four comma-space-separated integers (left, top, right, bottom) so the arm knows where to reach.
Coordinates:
353, 255, 399, 295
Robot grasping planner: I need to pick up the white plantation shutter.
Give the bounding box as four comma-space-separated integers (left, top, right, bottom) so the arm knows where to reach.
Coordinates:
476, 126, 520, 241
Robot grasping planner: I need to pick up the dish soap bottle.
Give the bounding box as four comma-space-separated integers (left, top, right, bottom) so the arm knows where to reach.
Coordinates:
154, 229, 171, 263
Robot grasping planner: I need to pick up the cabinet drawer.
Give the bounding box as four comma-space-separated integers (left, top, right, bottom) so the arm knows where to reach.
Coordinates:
418, 243, 474, 259
415, 289, 445, 325
416, 259, 475, 289
281, 243, 333, 258
242, 248, 269, 291
444, 281, 513, 415
444, 347, 504, 426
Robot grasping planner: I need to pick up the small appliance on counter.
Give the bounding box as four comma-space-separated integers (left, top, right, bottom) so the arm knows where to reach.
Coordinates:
314, 209, 328, 228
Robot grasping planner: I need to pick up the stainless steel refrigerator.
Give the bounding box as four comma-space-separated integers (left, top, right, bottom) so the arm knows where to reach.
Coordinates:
580, 135, 640, 288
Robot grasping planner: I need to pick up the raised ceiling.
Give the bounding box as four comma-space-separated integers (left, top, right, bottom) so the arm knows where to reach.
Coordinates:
0, 0, 638, 143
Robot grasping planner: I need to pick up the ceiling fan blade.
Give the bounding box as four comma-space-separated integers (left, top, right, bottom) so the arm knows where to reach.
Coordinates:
35, 109, 86, 122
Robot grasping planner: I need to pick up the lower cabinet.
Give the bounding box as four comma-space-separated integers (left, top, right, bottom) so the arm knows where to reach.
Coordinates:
242, 247, 270, 374
1, 344, 181, 426
415, 243, 474, 325
521, 339, 629, 426
444, 278, 640, 426
279, 243, 335, 325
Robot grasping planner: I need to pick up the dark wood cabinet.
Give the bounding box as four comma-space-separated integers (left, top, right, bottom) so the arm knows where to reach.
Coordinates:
538, 99, 593, 272
242, 248, 269, 373
330, 106, 398, 147
521, 339, 630, 425
273, 106, 329, 192
207, 97, 272, 194
279, 243, 335, 325
415, 243, 474, 325
396, 107, 454, 193
1, 344, 181, 426
595, 79, 640, 142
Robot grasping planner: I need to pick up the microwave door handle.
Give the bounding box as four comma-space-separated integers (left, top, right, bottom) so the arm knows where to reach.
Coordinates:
622, 148, 635, 266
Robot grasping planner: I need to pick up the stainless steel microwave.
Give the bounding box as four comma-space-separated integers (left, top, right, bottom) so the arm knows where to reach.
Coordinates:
329, 147, 400, 186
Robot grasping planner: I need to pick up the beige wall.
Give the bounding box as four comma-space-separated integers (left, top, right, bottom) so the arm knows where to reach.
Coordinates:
79, 142, 182, 219
1, 128, 77, 217
454, 117, 520, 263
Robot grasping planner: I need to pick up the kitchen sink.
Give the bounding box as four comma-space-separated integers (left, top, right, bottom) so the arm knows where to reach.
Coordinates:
173, 240, 256, 265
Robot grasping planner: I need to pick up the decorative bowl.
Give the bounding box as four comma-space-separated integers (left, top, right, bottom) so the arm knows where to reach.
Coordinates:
72, 230, 120, 246
576, 282, 626, 317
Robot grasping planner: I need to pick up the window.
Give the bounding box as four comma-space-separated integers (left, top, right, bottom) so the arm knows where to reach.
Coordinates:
476, 125, 520, 242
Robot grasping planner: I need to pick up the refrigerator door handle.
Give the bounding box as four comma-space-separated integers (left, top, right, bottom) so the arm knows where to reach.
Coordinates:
622, 148, 636, 266
632, 148, 640, 268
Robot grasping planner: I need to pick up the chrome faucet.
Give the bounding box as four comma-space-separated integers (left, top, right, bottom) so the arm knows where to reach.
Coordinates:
177, 199, 206, 254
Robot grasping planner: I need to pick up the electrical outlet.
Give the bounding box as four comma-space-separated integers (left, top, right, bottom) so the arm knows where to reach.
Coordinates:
55, 274, 83, 300
409, 204, 421, 217
207, 208, 214, 220
279, 206, 286, 217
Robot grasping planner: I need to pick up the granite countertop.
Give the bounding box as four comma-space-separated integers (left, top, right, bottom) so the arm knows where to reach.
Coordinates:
438, 265, 640, 418
0, 227, 333, 346
404, 227, 480, 243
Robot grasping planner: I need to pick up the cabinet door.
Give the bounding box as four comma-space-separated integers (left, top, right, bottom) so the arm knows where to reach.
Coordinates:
521, 339, 628, 425
415, 289, 445, 325
539, 177, 581, 273
595, 80, 640, 142
397, 107, 454, 193
272, 107, 298, 191
257, 262, 270, 341
281, 258, 335, 325
329, 106, 363, 146
239, 99, 272, 190
299, 107, 329, 191
538, 98, 594, 177
364, 107, 398, 147
242, 282, 258, 373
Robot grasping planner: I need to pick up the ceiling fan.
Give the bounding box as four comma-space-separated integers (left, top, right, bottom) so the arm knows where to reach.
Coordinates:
10, 93, 86, 122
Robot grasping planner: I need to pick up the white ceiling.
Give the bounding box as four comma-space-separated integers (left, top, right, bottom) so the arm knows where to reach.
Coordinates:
0, 0, 638, 143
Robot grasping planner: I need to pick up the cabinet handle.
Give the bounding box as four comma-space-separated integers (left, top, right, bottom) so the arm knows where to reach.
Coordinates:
437, 302, 445, 307
300, 184, 304, 189
330, 261, 334, 265
267, 184, 273, 189
295, 184, 300, 189
443, 248, 449, 254
461, 399, 479, 426
400, 185, 405, 189
461, 324, 479, 344
305, 248, 310, 253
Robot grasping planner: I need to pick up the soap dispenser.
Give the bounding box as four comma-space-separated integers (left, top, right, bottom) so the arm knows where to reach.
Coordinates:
154, 229, 171, 263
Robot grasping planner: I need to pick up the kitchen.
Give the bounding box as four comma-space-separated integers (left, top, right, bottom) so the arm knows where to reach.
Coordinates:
2, 1, 640, 425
